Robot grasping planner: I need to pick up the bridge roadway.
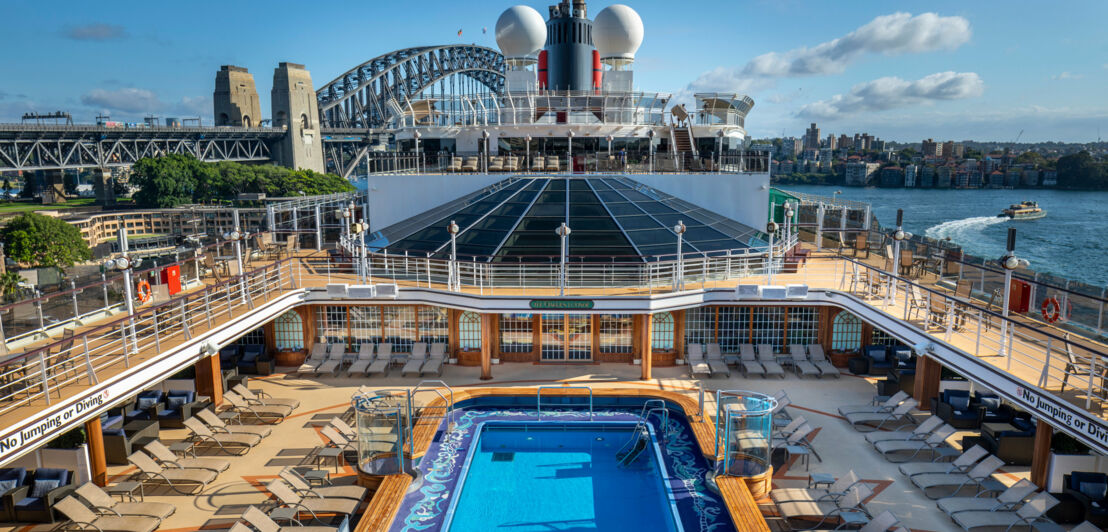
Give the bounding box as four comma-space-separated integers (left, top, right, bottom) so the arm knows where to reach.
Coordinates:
0, 124, 371, 171
0, 246, 1106, 466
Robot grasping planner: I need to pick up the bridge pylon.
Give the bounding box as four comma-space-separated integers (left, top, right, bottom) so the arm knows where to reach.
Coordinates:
271, 62, 324, 173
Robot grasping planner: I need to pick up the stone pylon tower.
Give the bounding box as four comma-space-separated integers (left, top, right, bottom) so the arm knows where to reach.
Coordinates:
213, 66, 262, 127
270, 62, 324, 173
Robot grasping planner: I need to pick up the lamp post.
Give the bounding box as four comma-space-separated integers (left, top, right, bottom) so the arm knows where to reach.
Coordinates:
606, 134, 613, 158
886, 209, 912, 306
998, 228, 1028, 358
525, 134, 532, 173
716, 130, 725, 172
556, 223, 571, 296
223, 210, 248, 304
447, 220, 460, 291
783, 202, 795, 245
648, 129, 656, 173
566, 130, 574, 174
481, 129, 490, 173
673, 220, 686, 291
766, 220, 779, 285
105, 223, 138, 355
413, 131, 422, 173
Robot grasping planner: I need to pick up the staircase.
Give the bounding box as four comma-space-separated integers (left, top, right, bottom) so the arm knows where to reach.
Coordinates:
672, 127, 701, 170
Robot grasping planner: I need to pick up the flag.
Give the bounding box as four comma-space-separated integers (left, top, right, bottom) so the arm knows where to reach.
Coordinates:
457, 29, 462, 37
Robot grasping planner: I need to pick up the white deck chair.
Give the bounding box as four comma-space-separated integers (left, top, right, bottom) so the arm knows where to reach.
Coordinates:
772, 416, 807, 442
951, 491, 1058, 531
770, 470, 861, 507
195, 408, 272, 438
421, 343, 447, 376
874, 423, 955, 462
838, 390, 909, 417
778, 482, 873, 529
705, 343, 730, 377
807, 344, 839, 378
265, 480, 359, 523
297, 344, 329, 374
55, 496, 160, 532
74, 482, 176, 521
770, 422, 822, 462
866, 415, 943, 445
313, 345, 344, 375
367, 343, 392, 376
845, 398, 918, 431
686, 343, 711, 377
858, 511, 903, 532
899, 445, 990, 478
143, 439, 230, 473
278, 468, 367, 501
937, 479, 1038, 516
911, 455, 1005, 499
739, 344, 765, 377
401, 342, 428, 376
346, 343, 376, 375
240, 505, 337, 532
182, 416, 260, 455
788, 344, 820, 378
223, 391, 291, 423
127, 451, 217, 494
232, 384, 300, 410
756, 344, 785, 378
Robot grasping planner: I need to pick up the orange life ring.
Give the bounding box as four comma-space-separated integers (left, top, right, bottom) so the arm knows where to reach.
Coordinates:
136, 280, 152, 304
1041, 297, 1061, 323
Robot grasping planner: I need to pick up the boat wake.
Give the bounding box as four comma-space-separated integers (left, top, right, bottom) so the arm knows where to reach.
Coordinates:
924, 216, 1008, 243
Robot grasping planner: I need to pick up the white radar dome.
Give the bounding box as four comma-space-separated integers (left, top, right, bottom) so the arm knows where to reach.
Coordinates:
495, 6, 547, 59
593, 5, 644, 61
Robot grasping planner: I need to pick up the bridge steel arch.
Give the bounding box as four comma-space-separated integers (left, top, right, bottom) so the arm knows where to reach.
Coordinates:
316, 45, 506, 130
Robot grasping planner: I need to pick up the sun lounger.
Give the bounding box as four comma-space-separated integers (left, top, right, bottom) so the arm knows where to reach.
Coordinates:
911, 455, 1005, 499
279, 468, 367, 501
127, 451, 217, 494
320, 426, 358, 457
899, 445, 990, 478
195, 408, 272, 438
866, 415, 944, 444
951, 491, 1059, 531
788, 344, 820, 378
838, 390, 909, 416
756, 344, 785, 378
313, 347, 344, 376
1069, 522, 1101, 532
56, 496, 160, 532
346, 343, 376, 375
705, 343, 730, 377
770, 422, 822, 462
937, 479, 1038, 516
328, 417, 357, 440
739, 344, 766, 377
143, 440, 230, 473
232, 384, 300, 410
857, 511, 905, 532
771, 470, 861, 506
297, 343, 331, 374
778, 483, 873, 529
686, 343, 711, 377
874, 423, 956, 462
845, 398, 919, 431
182, 416, 260, 455
223, 391, 291, 423
421, 343, 446, 376
266, 480, 359, 523
773, 416, 808, 441
74, 482, 175, 521
402, 342, 428, 376
807, 344, 840, 377
240, 505, 338, 532
367, 343, 392, 375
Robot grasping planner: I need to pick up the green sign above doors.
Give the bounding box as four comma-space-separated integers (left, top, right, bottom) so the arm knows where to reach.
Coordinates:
529, 299, 595, 310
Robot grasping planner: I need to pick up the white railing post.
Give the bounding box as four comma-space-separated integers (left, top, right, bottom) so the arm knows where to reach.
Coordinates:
815, 203, 824, 251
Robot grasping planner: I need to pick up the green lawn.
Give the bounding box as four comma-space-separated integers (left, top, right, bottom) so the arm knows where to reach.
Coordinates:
0, 198, 98, 213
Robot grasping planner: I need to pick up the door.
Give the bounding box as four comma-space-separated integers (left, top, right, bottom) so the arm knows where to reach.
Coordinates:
540, 314, 592, 361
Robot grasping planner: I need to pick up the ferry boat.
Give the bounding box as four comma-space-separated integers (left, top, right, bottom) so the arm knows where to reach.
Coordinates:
998, 200, 1046, 220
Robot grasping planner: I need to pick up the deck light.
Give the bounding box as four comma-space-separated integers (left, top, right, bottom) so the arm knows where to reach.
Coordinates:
674, 221, 686, 290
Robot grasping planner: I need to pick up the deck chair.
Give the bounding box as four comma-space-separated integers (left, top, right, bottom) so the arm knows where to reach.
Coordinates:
531, 156, 545, 171
806, 344, 839, 378
685, 343, 711, 377
770, 470, 861, 507
55, 496, 160, 532
241, 505, 338, 532
195, 408, 272, 438
232, 384, 300, 410
320, 426, 357, 458
788, 345, 820, 378
865, 415, 943, 444
705, 343, 730, 377
313, 344, 345, 376
346, 343, 376, 375
401, 342, 428, 376
937, 478, 1038, 516
911, 454, 1005, 499
874, 423, 956, 462
907, 285, 929, 321
143, 439, 230, 473
899, 445, 990, 478
844, 398, 918, 431
328, 417, 356, 440
739, 345, 765, 377
298, 344, 329, 374
223, 391, 291, 424
772, 416, 808, 442
771, 393, 793, 427
853, 235, 869, 258
857, 511, 904, 532
127, 450, 216, 494
265, 480, 360, 524
545, 157, 560, 172
770, 422, 822, 462
182, 416, 260, 455
74, 482, 175, 521
928, 291, 950, 329
778, 482, 873, 530
421, 343, 447, 376
1068, 522, 1101, 532
367, 343, 392, 376
951, 491, 1059, 531
279, 468, 367, 501
756, 344, 785, 378
838, 390, 909, 416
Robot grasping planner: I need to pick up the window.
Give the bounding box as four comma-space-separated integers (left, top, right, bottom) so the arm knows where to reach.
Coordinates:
786, 307, 819, 346
751, 307, 786, 351
458, 312, 481, 350
651, 312, 674, 350
831, 312, 863, 351
419, 307, 448, 345
870, 328, 901, 347
499, 314, 533, 353
316, 306, 347, 345
383, 306, 416, 352
274, 311, 303, 350
717, 306, 750, 353
598, 314, 632, 354
236, 327, 265, 345
350, 306, 381, 347
684, 307, 714, 348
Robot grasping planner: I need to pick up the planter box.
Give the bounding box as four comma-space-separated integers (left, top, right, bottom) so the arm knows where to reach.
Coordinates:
1047, 452, 1107, 492
829, 351, 853, 368
10, 445, 92, 485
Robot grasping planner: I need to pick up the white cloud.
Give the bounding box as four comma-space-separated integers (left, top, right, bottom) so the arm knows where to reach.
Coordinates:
797, 71, 984, 119
81, 88, 163, 113
1051, 71, 1083, 80
63, 23, 127, 41
687, 12, 971, 94
174, 96, 210, 117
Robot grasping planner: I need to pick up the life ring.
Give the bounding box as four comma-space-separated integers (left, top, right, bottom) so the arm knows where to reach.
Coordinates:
1041, 297, 1061, 323
136, 280, 152, 304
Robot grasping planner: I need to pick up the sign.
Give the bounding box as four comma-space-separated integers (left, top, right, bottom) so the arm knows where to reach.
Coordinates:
529, 299, 594, 310
0, 390, 111, 458
1016, 386, 1108, 447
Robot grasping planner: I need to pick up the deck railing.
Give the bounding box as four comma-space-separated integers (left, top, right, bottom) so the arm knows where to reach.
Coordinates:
354, 151, 770, 177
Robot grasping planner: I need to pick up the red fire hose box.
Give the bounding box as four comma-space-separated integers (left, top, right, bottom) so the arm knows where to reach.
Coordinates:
160, 264, 182, 295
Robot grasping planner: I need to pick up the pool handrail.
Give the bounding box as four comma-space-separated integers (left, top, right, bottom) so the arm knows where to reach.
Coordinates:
536, 385, 594, 420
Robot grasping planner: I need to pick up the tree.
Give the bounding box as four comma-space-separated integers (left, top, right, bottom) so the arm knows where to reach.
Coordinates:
1, 178, 10, 201
0, 271, 24, 302
1015, 151, 1046, 167
1056, 151, 1108, 189
0, 213, 92, 270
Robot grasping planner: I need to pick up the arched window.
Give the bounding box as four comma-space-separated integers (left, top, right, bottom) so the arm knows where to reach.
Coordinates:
274, 311, 304, 350
300, 113, 309, 130
458, 312, 481, 350
831, 312, 863, 352
652, 312, 675, 351
242, 115, 252, 127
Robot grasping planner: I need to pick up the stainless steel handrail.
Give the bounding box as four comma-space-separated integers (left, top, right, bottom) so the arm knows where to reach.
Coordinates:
536, 385, 593, 420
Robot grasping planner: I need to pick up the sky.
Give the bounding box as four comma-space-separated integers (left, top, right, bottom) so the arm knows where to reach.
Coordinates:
2, 0, 1107, 142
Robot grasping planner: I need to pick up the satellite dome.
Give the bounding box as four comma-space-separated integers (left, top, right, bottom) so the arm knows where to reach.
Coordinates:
495, 6, 546, 59
593, 5, 644, 61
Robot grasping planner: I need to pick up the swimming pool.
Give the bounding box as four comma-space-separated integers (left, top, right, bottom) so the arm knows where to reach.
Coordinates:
390, 395, 732, 532
442, 421, 681, 531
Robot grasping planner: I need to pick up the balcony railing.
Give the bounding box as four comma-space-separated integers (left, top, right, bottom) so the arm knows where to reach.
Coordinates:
356, 151, 770, 176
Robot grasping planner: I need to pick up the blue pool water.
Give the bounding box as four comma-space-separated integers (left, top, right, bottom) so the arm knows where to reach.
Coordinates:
443, 422, 680, 532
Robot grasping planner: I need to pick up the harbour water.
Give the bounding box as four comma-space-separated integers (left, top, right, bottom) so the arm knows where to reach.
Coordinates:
781, 185, 1108, 287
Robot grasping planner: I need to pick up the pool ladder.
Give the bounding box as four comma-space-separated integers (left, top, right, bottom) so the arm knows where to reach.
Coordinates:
616, 400, 669, 466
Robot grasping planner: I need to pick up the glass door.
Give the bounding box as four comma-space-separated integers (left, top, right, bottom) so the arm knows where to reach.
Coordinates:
540, 314, 593, 361
540, 314, 565, 361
